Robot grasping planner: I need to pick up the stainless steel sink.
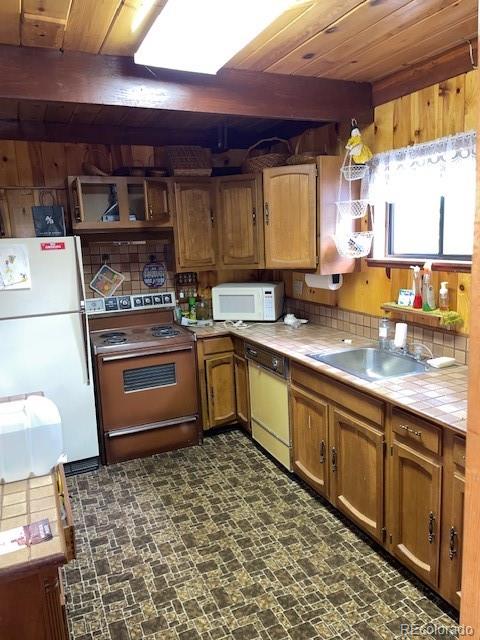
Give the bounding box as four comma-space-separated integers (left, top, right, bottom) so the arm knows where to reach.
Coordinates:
308, 347, 429, 381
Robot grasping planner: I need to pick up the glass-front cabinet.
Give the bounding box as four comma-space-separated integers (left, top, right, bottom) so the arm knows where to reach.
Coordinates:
69, 176, 173, 231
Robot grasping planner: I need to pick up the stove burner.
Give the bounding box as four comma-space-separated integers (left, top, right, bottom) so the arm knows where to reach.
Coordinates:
151, 325, 180, 339
100, 331, 127, 345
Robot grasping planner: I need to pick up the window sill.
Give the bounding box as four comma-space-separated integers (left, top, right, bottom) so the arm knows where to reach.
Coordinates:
366, 258, 471, 273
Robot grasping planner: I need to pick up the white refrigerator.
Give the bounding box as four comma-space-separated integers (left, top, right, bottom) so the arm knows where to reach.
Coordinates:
0, 236, 99, 469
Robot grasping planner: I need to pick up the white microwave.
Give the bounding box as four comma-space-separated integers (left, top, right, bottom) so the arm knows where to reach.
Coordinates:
212, 282, 284, 322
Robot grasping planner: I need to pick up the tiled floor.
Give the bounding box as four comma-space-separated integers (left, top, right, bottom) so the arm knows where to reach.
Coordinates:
65, 430, 457, 640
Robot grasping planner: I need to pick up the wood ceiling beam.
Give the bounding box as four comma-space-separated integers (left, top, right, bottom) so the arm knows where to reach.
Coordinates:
0, 119, 211, 147
373, 41, 478, 106
0, 44, 373, 123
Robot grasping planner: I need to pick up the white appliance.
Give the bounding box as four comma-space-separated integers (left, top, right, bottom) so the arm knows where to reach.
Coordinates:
0, 237, 99, 471
245, 343, 291, 471
212, 282, 284, 322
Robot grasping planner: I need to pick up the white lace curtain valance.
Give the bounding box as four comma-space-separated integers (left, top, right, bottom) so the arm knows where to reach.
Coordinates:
366, 130, 476, 206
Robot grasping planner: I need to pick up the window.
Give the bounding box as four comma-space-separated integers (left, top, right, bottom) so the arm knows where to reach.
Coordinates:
368, 131, 476, 261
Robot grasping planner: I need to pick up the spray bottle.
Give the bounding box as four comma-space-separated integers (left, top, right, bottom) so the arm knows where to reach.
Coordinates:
410, 265, 422, 309
422, 261, 436, 311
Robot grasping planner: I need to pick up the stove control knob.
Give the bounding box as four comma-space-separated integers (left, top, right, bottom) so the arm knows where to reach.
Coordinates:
133, 296, 143, 307
143, 296, 153, 306
272, 358, 279, 370
118, 296, 131, 309
163, 293, 173, 304
153, 295, 163, 305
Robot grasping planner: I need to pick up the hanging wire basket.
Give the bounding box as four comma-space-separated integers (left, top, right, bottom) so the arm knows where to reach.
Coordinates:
341, 163, 369, 181
335, 199, 370, 219
334, 231, 374, 258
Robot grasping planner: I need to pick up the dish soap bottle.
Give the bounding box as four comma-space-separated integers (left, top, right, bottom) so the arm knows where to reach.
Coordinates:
410, 265, 422, 309
439, 281, 449, 311
422, 261, 436, 311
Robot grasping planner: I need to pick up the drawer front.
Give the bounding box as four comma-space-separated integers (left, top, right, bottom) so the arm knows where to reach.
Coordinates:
202, 336, 234, 355
291, 363, 384, 427
392, 409, 441, 456
453, 436, 466, 469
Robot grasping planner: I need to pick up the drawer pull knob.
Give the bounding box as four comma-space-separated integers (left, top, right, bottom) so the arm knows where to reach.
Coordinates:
319, 440, 325, 464
399, 424, 422, 438
331, 447, 337, 472
449, 526, 458, 559
428, 511, 436, 544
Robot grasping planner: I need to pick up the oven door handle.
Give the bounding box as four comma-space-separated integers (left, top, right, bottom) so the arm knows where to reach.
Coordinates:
107, 414, 198, 438
101, 344, 193, 362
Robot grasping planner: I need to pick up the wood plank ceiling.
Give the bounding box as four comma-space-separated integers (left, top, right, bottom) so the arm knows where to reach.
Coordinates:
0, 0, 477, 84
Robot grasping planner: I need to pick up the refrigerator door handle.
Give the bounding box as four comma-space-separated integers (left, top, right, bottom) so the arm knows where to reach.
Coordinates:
74, 237, 91, 386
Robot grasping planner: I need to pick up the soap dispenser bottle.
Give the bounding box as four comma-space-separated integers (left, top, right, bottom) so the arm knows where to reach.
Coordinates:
410, 265, 422, 309
439, 281, 449, 311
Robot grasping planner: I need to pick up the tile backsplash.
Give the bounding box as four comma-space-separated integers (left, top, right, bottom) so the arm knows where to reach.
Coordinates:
286, 298, 469, 365
82, 239, 175, 297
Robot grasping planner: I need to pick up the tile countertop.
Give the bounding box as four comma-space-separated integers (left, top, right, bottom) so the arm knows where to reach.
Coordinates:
188, 321, 468, 435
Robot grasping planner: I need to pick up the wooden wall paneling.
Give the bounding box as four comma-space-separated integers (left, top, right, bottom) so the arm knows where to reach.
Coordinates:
0, 189, 12, 237
456, 274, 471, 334
44, 102, 77, 124
22, 1, 71, 20
65, 142, 89, 177
21, 13, 66, 49
41, 142, 67, 188
410, 84, 438, 143
437, 74, 466, 137
0, 0, 21, 46
463, 70, 478, 130
101, 0, 167, 56
333, 5, 478, 82
0, 140, 19, 186
267, 0, 413, 75
63, 0, 122, 53
130, 145, 155, 168
393, 94, 413, 148
230, 0, 363, 72
6, 188, 36, 237
14, 141, 36, 187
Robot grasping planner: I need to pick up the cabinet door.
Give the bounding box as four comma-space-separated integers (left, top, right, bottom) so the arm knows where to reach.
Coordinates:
263, 164, 317, 269
216, 175, 263, 268
0, 189, 12, 237
234, 354, 250, 432
206, 354, 236, 427
448, 471, 464, 607
174, 181, 216, 270
291, 386, 329, 498
391, 441, 442, 587
331, 408, 385, 542
145, 179, 173, 226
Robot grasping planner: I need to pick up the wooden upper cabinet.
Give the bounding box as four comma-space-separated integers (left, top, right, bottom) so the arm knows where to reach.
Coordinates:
330, 407, 385, 542
69, 176, 173, 231
390, 440, 442, 587
205, 353, 236, 427
144, 179, 173, 226
216, 174, 264, 269
174, 180, 216, 271
291, 386, 329, 498
263, 164, 317, 269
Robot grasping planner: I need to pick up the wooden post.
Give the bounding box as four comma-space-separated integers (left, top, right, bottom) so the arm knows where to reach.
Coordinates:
460, 26, 480, 636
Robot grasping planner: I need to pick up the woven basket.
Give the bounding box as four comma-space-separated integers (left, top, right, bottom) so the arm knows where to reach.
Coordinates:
165, 146, 212, 177
286, 132, 317, 165
334, 231, 374, 258
341, 163, 369, 182
335, 199, 370, 219
242, 137, 291, 173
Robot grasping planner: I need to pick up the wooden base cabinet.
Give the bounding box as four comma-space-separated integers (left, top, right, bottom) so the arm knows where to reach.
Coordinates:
234, 353, 251, 433
390, 440, 442, 588
330, 408, 385, 543
291, 385, 329, 498
197, 337, 237, 430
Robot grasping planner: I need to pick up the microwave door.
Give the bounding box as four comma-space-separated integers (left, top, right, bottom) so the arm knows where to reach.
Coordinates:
217, 290, 262, 320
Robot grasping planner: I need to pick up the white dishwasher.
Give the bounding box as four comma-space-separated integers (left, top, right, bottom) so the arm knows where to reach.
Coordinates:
245, 342, 292, 471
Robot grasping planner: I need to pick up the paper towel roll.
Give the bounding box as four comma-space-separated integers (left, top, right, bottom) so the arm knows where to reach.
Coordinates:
304, 274, 343, 290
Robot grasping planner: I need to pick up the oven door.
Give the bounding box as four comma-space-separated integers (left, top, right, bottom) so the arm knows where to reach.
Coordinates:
97, 344, 198, 432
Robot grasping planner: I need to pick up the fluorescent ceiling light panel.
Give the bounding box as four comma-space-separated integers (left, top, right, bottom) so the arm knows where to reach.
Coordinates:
134, 0, 296, 74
